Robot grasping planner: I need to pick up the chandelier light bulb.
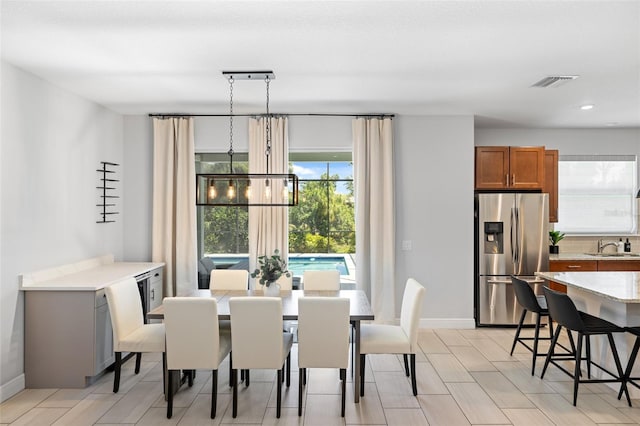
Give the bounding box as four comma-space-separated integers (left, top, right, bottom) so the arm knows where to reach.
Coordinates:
245, 180, 252, 198
227, 180, 235, 198
265, 179, 271, 199
208, 181, 217, 199
282, 179, 289, 200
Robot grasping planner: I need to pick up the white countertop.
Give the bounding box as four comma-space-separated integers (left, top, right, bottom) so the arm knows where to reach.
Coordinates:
537, 271, 640, 303
550, 253, 640, 261
19, 255, 164, 291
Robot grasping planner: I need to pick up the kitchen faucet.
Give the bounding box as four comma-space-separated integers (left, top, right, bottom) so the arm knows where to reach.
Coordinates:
597, 239, 619, 253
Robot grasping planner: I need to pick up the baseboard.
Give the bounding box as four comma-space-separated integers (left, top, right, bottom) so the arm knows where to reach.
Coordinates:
419, 318, 476, 329
0, 374, 25, 403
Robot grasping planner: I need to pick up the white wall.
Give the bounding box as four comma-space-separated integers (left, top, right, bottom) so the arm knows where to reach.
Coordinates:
0, 61, 124, 401
396, 116, 476, 326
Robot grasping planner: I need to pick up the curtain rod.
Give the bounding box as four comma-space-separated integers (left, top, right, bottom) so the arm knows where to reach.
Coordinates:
148, 112, 394, 118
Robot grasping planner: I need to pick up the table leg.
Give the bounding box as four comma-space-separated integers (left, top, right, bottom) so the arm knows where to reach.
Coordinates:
353, 320, 361, 403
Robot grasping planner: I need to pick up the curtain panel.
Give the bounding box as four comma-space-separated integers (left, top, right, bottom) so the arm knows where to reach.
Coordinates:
248, 117, 290, 288
353, 117, 396, 322
152, 117, 197, 296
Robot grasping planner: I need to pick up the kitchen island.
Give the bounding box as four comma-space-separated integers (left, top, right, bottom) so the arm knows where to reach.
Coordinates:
537, 271, 640, 397
20, 254, 164, 388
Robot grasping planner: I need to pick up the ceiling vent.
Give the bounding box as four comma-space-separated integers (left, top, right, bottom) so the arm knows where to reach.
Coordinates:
531, 75, 579, 88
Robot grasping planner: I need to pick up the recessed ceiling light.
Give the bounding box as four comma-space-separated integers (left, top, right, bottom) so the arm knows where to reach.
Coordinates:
580, 104, 594, 110
606, 122, 619, 126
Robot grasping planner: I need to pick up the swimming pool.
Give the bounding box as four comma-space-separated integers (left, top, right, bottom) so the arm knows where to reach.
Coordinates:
209, 254, 350, 276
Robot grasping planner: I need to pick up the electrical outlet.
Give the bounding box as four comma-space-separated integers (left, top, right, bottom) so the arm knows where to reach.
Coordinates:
402, 240, 412, 251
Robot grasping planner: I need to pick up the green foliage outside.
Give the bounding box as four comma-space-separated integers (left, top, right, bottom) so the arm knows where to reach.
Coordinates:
200, 168, 355, 255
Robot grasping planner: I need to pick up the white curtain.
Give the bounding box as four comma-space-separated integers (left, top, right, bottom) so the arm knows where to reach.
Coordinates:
152, 117, 197, 297
353, 117, 396, 323
248, 117, 290, 289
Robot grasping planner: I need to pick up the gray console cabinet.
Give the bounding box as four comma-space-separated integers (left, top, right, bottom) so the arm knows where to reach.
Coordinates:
20, 256, 164, 388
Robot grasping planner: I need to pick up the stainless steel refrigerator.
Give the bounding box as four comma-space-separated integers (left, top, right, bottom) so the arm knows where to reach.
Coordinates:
475, 193, 549, 326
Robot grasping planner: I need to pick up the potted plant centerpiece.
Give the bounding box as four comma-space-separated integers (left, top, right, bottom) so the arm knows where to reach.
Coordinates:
251, 249, 291, 296
549, 230, 565, 254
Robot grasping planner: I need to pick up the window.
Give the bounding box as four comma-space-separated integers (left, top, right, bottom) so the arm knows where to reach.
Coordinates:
196, 152, 355, 258
289, 153, 355, 254
196, 153, 249, 257
556, 155, 637, 234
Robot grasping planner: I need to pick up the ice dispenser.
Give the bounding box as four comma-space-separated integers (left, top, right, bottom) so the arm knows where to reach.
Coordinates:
484, 222, 503, 254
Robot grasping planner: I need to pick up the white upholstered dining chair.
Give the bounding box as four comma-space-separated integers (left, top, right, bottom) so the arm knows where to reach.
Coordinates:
104, 277, 166, 393
164, 297, 231, 419
209, 269, 249, 290
359, 278, 425, 396
302, 269, 340, 290
297, 297, 350, 416
229, 297, 293, 419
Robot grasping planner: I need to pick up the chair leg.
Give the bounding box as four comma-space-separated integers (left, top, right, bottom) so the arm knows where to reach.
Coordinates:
162, 352, 167, 397
298, 368, 304, 416
286, 353, 291, 387
548, 316, 554, 338
245, 369, 250, 387
606, 333, 631, 407
340, 368, 346, 417
572, 333, 583, 406
585, 336, 592, 379
166, 368, 174, 419
531, 313, 542, 376
229, 352, 233, 387
410, 354, 417, 396
232, 369, 238, 418
541, 325, 562, 379
113, 352, 122, 393
276, 369, 282, 418
620, 336, 640, 401
510, 309, 527, 355
211, 370, 218, 419
403, 354, 410, 376
360, 354, 366, 397
135, 352, 142, 374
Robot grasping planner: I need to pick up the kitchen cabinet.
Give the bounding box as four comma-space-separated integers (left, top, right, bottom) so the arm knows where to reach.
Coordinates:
543, 149, 558, 223
548, 259, 597, 292
475, 146, 545, 190
548, 258, 640, 292
20, 255, 164, 388
596, 260, 640, 272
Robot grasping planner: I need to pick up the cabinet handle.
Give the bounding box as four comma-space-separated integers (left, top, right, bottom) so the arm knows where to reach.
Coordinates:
154, 273, 159, 277
505, 174, 509, 186
151, 289, 155, 300
567, 265, 582, 269
512, 174, 515, 185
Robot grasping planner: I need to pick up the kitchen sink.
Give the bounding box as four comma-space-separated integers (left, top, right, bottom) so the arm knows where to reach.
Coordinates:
584, 252, 640, 257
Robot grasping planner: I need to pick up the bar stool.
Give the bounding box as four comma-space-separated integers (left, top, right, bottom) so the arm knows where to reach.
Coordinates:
510, 276, 555, 375
540, 286, 630, 406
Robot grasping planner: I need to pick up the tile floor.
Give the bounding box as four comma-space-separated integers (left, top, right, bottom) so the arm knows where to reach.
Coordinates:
3, 327, 640, 425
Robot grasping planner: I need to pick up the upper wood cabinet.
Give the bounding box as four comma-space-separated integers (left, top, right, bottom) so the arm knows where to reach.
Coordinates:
543, 149, 559, 223
475, 146, 545, 190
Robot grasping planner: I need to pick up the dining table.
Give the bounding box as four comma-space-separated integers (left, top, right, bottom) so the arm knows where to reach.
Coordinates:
536, 271, 640, 397
147, 288, 375, 403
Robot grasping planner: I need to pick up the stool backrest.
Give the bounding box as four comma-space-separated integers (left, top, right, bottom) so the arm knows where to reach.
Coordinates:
542, 286, 585, 331
512, 276, 543, 313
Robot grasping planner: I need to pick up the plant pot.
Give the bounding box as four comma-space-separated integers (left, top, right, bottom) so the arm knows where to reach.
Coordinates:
549, 245, 559, 254
264, 283, 280, 297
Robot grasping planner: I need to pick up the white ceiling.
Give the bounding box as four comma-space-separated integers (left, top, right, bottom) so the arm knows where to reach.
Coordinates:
2, 0, 639, 128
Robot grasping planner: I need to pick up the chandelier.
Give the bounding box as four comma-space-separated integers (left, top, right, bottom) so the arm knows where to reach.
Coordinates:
196, 71, 299, 207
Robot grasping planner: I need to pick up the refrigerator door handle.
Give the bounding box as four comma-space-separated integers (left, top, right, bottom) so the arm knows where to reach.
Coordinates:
510, 208, 517, 267
514, 207, 520, 267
